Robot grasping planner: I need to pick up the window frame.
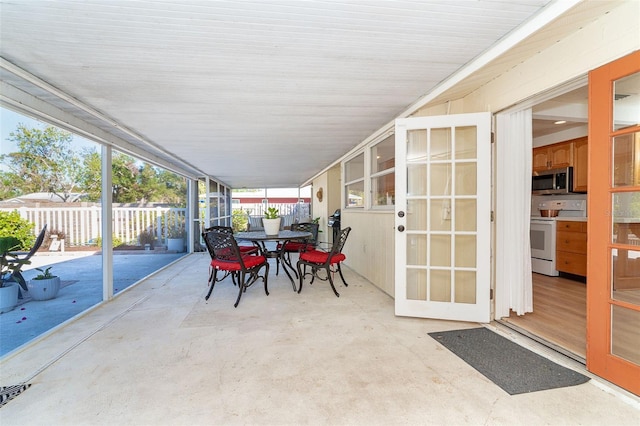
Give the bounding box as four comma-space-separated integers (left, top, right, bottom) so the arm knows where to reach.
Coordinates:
342, 132, 395, 210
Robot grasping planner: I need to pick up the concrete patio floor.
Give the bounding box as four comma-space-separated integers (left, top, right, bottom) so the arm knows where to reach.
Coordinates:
0, 250, 186, 357
0, 253, 638, 425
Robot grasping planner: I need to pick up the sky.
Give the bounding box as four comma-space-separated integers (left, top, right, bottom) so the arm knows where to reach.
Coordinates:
0, 106, 97, 156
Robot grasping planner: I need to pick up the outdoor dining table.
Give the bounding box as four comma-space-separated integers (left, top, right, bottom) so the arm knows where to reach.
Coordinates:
234, 230, 313, 291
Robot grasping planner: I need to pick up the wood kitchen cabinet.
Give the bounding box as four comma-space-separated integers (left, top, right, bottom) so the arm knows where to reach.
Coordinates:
533, 141, 572, 171
572, 136, 588, 192
556, 221, 587, 276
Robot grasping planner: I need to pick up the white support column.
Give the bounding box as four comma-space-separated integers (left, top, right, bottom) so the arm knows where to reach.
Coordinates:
102, 145, 113, 301
187, 178, 196, 253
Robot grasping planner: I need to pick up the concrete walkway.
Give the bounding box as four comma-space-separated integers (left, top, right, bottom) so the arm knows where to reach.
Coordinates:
0, 253, 638, 425
0, 251, 186, 357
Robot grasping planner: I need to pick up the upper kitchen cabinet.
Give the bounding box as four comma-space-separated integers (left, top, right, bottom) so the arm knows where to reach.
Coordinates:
573, 137, 588, 192
532, 137, 589, 191
533, 141, 572, 171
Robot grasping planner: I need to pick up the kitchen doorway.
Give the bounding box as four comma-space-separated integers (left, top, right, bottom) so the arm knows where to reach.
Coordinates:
499, 84, 589, 363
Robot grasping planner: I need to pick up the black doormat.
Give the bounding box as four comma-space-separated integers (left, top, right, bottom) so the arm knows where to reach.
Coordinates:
0, 383, 31, 408
429, 327, 589, 395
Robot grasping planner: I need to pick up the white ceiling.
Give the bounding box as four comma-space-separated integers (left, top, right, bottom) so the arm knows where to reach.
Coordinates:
0, 0, 606, 188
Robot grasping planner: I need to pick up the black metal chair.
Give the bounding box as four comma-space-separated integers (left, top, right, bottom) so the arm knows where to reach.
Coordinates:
204, 226, 259, 255
277, 222, 319, 277
297, 226, 351, 297
202, 229, 269, 307
11, 224, 48, 293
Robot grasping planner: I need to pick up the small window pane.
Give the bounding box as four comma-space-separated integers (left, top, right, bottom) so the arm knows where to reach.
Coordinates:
408, 164, 427, 196
346, 181, 364, 207
430, 269, 451, 302
455, 271, 476, 304
431, 128, 452, 161
613, 132, 640, 187
407, 234, 427, 266
407, 269, 427, 300
407, 130, 427, 162
613, 72, 640, 131
371, 135, 394, 174
455, 126, 477, 160
345, 153, 364, 182
611, 305, 640, 365
372, 173, 395, 207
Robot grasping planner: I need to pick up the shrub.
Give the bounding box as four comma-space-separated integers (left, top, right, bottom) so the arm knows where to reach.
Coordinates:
232, 209, 249, 232
139, 229, 156, 247
0, 211, 35, 250
94, 235, 124, 247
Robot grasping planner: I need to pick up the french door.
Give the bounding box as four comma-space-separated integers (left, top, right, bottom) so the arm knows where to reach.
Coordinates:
588, 51, 640, 395
394, 113, 491, 322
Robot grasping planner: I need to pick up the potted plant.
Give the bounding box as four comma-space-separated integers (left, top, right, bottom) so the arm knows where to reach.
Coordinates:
139, 228, 156, 251
0, 236, 30, 313
167, 223, 186, 252
27, 266, 61, 301
263, 207, 281, 235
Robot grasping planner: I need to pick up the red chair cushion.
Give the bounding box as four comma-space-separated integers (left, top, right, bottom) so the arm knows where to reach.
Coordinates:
211, 255, 266, 271
277, 241, 315, 252
299, 250, 345, 265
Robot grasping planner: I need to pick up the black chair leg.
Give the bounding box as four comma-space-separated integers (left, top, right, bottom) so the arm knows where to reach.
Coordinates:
326, 266, 340, 297
262, 263, 270, 296
234, 271, 246, 308
205, 269, 218, 300
337, 263, 348, 287
296, 262, 304, 294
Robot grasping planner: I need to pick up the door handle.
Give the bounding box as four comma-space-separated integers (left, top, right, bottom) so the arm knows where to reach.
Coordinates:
398, 225, 405, 232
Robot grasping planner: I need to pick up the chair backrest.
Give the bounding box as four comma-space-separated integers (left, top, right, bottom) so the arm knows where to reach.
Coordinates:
291, 222, 319, 246
330, 227, 351, 257
248, 215, 264, 231
202, 229, 246, 267
24, 224, 47, 260
204, 225, 233, 234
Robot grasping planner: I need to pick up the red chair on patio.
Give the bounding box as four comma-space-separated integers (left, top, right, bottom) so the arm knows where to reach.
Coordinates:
296, 227, 351, 297
277, 222, 319, 276
202, 228, 269, 307
205, 226, 259, 255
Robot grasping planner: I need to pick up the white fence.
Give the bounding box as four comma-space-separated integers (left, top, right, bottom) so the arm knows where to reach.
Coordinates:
1, 202, 311, 247
1, 206, 187, 247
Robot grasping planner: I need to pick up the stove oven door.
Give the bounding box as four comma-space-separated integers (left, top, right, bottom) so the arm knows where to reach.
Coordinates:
530, 219, 558, 276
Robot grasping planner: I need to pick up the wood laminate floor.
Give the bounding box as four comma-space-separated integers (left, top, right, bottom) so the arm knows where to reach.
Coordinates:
502, 273, 587, 360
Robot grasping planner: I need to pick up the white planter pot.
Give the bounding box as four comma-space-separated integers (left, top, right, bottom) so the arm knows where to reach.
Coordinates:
0, 282, 20, 313
27, 276, 61, 301
263, 218, 281, 235
167, 238, 185, 252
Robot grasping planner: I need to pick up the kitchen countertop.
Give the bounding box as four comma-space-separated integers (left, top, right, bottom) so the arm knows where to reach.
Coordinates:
531, 216, 587, 222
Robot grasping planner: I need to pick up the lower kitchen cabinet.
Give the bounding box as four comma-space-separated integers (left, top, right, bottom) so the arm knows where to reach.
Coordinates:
556, 220, 587, 276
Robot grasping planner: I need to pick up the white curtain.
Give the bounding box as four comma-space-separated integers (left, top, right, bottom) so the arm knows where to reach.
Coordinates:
495, 109, 533, 317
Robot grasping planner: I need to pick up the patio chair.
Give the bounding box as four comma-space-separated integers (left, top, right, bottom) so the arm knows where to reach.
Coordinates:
296, 226, 351, 297
202, 229, 269, 307
247, 215, 264, 231
10, 224, 48, 293
277, 222, 319, 277
204, 226, 259, 255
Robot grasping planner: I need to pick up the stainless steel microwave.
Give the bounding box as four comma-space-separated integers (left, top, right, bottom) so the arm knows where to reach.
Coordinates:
532, 166, 573, 195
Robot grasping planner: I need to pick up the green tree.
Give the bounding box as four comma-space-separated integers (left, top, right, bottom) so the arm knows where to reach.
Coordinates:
1, 124, 81, 202
77, 148, 102, 202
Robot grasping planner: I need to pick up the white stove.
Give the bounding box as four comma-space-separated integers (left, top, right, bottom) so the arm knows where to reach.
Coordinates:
530, 199, 586, 276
